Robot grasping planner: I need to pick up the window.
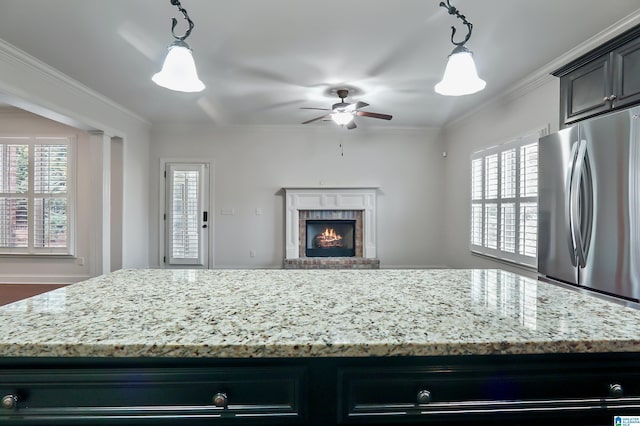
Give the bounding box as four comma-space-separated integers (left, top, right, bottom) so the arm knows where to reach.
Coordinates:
0, 137, 75, 255
470, 130, 544, 267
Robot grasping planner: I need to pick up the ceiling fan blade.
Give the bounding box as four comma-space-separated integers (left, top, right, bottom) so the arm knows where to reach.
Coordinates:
346, 120, 357, 130
300, 107, 330, 111
302, 114, 329, 124
344, 101, 369, 112
356, 111, 392, 120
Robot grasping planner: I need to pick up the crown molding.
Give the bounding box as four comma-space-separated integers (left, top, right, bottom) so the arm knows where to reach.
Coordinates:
0, 38, 150, 128
446, 10, 640, 128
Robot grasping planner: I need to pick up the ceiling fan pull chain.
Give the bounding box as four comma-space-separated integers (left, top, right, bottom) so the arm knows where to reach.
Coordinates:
439, 0, 472, 47
169, 0, 195, 41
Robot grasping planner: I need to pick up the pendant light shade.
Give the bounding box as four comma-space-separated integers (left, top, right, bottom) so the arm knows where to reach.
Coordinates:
435, 0, 486, 97
152, 40, 205, 92
434, 45, 486, 96
153, 0, 205, 93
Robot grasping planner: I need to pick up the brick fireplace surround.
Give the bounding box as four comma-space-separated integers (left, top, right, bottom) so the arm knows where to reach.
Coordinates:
283, 187, 380, 269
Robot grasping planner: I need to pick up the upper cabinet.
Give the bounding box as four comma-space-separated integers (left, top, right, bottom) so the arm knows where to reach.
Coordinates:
554, 25, 640, 128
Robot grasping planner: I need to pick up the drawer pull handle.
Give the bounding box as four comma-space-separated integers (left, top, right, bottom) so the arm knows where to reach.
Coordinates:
609, 383, 624, 398
212, 392, 228, 408
1, 394, 18, 410
417, 389, 432, 404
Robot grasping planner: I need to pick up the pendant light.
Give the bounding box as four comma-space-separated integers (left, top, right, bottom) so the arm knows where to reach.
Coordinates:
434, 0, 486, 96
152, 0, 205, 93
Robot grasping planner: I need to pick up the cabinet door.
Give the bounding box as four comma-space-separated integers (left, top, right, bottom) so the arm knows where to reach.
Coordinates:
560, 53, 612, 126
613, 36, 640, 109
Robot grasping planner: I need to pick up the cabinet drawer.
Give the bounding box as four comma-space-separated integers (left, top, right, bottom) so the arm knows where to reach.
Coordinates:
338, 363, 640, 424
0, 366, 306, 425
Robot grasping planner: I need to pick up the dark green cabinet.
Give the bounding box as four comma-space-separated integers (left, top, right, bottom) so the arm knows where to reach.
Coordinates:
0, 363, 307, 425
555, 25, 640, 127
338, 356, 640, 425
2, 354, 640, 425
558, 53, 612, 125
613, 35, 640, 108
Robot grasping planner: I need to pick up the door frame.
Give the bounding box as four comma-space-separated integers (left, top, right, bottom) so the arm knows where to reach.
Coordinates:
158, 158, 215, 269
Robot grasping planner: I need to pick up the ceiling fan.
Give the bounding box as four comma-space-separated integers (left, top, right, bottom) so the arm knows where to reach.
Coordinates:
301, 89, 392, 129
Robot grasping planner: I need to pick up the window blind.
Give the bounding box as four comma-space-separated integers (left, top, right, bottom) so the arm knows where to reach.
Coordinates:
0, 137, 74, 255
171, 170, 200, 260
470, 129, 545, 267
34, 144, 68, 249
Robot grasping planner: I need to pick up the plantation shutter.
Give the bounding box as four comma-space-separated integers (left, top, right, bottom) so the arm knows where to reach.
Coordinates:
33, 142, 68, 249
0, 137, 74, 255
518, 141, 539, 257
166, 163, 206, 266
0, 142, 29, 248
469, 129, 545, 267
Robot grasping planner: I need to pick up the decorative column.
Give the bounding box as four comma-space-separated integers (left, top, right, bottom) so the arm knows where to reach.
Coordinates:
89, 131, 111, 277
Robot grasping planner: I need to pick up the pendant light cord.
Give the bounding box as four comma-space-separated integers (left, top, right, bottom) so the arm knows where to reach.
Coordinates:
169, 0, 194, 41
439, 0, 473, 47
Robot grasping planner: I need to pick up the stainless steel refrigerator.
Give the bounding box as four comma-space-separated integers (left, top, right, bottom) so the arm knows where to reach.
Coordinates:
538, 106, 640, 301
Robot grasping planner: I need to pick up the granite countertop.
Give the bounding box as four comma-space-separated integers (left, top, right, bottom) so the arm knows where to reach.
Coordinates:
1, 268, 639, 358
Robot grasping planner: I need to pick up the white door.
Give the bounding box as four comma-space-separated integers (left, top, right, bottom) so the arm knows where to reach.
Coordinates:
164, 162, 209, 268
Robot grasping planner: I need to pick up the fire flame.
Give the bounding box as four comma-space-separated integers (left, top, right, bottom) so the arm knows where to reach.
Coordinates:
321, 228, 342, 242
314, 227, 344, 248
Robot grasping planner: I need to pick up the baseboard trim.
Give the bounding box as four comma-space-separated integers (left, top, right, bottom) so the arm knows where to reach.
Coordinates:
0, 274, 91, 285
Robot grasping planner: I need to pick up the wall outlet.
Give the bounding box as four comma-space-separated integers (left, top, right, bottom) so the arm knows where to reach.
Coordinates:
250, 249, 256, 258
77, 257, 85, 266
220, 208, 235, 216
255, 208, 262, 216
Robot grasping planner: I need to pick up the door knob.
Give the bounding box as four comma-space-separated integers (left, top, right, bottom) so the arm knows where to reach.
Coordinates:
609, 383, 624, 398
416, 389, 432, 404
1, 394, 18, 410
212, 392, 228, 407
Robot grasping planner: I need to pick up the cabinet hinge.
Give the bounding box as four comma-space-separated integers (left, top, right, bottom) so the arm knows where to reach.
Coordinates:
164, 171, 166, 178
163, 213, 166, 220
163, 256, 166, 263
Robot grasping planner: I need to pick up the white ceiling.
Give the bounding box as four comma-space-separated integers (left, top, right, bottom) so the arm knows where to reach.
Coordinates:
0, 0, 639, 128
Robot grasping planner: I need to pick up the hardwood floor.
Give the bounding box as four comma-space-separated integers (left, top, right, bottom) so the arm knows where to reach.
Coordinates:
0, 284, 67, 306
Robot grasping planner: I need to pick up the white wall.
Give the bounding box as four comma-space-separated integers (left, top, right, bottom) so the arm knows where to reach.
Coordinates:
150, 125, 446, 268
0, 38, 151, 277
441, 78, 561, 277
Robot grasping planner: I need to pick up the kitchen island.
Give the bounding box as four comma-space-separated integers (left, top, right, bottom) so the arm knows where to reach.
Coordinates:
1, 268, 640, 425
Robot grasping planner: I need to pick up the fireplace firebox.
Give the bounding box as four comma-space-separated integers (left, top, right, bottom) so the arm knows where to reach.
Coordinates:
305, 220, 355, 257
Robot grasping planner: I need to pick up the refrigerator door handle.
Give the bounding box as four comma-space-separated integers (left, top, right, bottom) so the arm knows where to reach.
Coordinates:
566, 142, 580, 267
571, 140, 589, 268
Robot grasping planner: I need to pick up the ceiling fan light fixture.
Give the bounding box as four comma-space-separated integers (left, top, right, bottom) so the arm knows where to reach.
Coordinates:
152, 40, 205, 92
152, 0, 205, 93
331, 110, 355, 126
300, 89, 391, 129
434, 45, 486, 96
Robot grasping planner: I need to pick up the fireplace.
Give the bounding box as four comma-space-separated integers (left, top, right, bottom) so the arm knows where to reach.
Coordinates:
283, 187, 379, 269
306, 220, 356, 257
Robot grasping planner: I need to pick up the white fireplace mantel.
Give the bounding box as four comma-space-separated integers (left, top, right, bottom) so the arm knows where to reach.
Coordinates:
283, 187, 378, 259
